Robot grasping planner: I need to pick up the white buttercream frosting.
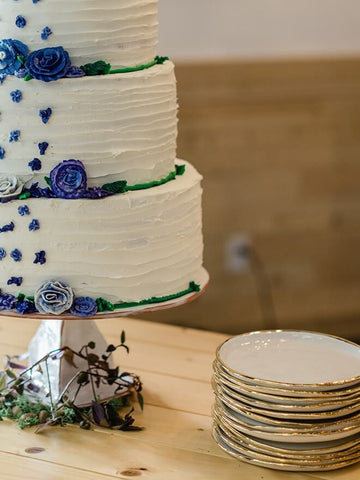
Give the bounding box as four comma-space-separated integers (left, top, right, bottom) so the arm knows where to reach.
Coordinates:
0, 0, 158, 68
0, 62, 178, 186
0, 161, 203, 303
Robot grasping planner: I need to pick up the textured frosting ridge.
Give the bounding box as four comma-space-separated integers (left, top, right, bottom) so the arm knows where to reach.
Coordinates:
0, 162, 203, 303
0, 0, 158, 68
0, 62, 178, 186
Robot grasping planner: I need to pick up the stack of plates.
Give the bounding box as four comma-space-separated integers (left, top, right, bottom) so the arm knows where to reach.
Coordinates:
212, 330, 360, 471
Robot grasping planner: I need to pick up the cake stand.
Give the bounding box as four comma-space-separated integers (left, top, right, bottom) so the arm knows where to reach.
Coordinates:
1, 268, 209, 407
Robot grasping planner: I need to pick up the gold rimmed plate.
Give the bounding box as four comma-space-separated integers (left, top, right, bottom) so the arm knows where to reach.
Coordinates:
212, 379, 360, 419
216, 330, 360, 392
212, 425, 360, 472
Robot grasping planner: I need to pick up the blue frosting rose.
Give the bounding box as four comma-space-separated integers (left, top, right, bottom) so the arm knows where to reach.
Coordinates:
34, 280, 74, 315
50, 159, 87, 199
0, 38, 28, 76
70, 297, 98, 317
25, 46, 71, 82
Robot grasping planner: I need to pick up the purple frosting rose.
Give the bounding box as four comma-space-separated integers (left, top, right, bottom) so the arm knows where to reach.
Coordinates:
25, 46, 71, 82
50, 159, 87, 199
70, 297, 98, 317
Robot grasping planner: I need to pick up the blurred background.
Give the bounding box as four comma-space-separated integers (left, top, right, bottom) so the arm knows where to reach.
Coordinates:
145, 0, 360, 340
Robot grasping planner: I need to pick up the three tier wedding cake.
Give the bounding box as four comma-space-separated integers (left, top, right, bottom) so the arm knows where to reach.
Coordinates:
0, 0, 204, 317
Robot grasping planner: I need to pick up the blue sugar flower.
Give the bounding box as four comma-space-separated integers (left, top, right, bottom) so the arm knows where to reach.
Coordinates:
7, 277, 23, 287
70, 296, 98, 317
0, 221, 15, 233
28, 219, 40, 231
41, 27, 52, 41
28, 158, 42, 171
0, 248, 6, 260
10, 89, 22, 103
10, 248, 22, 262
25, 46, 71, 82
9, 130, 20, 142
39, 107, 52, 124
16, 299, 37, 314
0, 147, 5, 160
34, 250, 46, 265
15, 15, 27, 29
33, 0, 40, 3
0, 293, 16, 310
18, 205, 30, 216
50, 159, 87, 199
34, 280, 74, 315
38, 142, 49, 155
0, 39, 28, 76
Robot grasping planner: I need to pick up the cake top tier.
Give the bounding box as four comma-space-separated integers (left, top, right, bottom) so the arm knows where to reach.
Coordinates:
0, 0, 158, 69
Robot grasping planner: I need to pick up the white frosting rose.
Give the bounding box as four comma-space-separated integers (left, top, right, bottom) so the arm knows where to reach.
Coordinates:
0, 176, 23, 199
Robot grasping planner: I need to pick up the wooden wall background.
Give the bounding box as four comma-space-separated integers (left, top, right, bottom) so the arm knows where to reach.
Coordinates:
143, 58, 360, 340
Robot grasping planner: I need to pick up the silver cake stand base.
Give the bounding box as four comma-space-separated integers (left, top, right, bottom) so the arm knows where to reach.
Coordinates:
2, 268, 209, 407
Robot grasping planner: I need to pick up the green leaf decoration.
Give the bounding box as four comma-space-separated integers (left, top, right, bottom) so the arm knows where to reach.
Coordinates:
155, 56, 170, 65
24, 74, 33, 82
44, 176, 51, 187
175, 164, 186, 176
189, 281, 201, 293
17, 293, 25, 302
80, 60, 112, 76
18, 192, 31, 200
102, 180, 128, 194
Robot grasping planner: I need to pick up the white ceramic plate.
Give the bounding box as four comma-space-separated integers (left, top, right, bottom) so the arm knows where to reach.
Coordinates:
212, 426, 360, 472
213, 360, 360, 399
217, 330, 360, 390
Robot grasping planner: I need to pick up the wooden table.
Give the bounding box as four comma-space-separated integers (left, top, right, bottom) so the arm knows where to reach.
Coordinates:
0, 315, 359, 480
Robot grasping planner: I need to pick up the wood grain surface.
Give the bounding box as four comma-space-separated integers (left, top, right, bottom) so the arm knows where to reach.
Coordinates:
0, 315, 359, 479
144, 58, 360, 340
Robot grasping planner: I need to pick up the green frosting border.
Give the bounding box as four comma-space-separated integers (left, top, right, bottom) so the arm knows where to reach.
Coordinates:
96, 281, 201, 313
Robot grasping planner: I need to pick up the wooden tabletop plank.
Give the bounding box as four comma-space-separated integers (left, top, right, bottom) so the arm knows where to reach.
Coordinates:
0, 450, 118, 480
0, 421, 332, 480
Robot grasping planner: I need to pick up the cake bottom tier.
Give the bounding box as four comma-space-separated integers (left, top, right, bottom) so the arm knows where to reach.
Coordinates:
0, 161, 204, 313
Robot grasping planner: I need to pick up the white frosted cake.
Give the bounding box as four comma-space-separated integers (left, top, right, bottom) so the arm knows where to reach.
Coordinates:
0, 0, 204, 317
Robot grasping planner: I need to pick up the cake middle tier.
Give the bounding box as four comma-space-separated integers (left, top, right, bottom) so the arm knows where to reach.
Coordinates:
0, 161, 203, 305
0, 62, 177, 187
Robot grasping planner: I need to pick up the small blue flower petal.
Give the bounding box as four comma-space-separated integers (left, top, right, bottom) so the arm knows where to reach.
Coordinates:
70, 296, 98, 317
28, 158, 42, 171
10, 89, 22, 103
28, 219, 40, 231
15, 15, 27, 29
18, 205, 30, 216
41, 26, 52, 40
38, 142, 49, 155
0, 147, 5, 160
9, 130, 20, 142
39, 107, 52, 124
7, 277, 23, 287
0, 248, 6, 260
0, 221, 15, 233
10, 248, 22, 262
34, 250, 46, 265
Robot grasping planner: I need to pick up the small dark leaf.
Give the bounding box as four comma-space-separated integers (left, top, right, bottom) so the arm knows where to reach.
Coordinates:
137, 392, 144, 411
119, 344, 130, 354
121, 330, 126, 344
98, 360, 110, 371
104, 404, 122, 427
87, 353, 99, 365
88, 341, 96, 350
77, 371, 89, 385
91, 401, 104, 425
106, 344, 116, 353
5, 369, 17, 380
